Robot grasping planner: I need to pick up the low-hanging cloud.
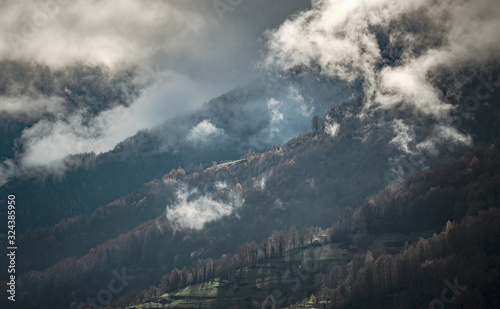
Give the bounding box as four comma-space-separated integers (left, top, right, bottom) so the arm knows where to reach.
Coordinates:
265, 0, 500, 113
0, 0, 319, 185
263, 0, 500, 185
166, 184, 244, 231
389, 119, 415, 154
264, 0, 500, 129
186, 119, 225, 145
0, 95, 64, 120
325, 121, 340, 138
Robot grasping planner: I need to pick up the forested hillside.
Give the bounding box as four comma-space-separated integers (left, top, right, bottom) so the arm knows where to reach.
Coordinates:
4, 90, 500, 307
2, 1, 500, 309
127, 139, 500, 309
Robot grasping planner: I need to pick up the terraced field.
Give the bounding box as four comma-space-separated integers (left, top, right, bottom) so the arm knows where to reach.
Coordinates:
130, 243, 350, 309
130, 231, 434, 308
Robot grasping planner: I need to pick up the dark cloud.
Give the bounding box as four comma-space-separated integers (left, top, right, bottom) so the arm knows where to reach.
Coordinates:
265, 0, 500, 153
0, 0, 314, 184
4, 0, 498, 187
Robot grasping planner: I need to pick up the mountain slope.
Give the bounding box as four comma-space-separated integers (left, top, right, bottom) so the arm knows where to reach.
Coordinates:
3, 66, 500, 308
1, 73, 352, 232
5, 90, 500, 308
128, 138, 500, 309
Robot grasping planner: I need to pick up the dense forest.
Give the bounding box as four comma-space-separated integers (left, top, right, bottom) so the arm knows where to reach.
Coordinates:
2, 1, 500, 308
116, 138, 500, 309
3, 65, 500, 307
5, 108, 500, 308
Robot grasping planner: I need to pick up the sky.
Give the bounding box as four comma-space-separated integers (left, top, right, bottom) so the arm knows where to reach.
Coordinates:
1, 0, 500, 186
265, 0, 500, 155
0, 0, 311, 184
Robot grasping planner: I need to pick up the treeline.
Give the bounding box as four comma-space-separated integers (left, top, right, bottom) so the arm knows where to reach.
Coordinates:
356, 138, 500, 233
8, 103, 393, 308
127, 139, 500, 308
310, 139, 500, 308
125, 213, 355, 307
311, 208, 500, 308
14, 213, 175, 309
17, 180, 173, 272
11, 134, 500, 308
128, 210, 500, 309
6, 92, 500, 309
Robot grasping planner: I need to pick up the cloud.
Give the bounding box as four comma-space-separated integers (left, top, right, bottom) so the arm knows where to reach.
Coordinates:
14, 71, 223, 165
186, 119, 225, 145
256, 170, 273, 190
264, 0, 500, 170
0, 95, 64, 120
325, 121, 340, 138
251, 83, 333, 148
267, 98, 284, 137
0, 0, 320, 185
215, 181, 228, 190
416, 125, 472, 156
273, 198, 284, 210
19, 105, 127, 167
166, 184, 244, 231
0, 0, 311, 80
288, 85, 314, 118
265, 0, 500, 117
0, 0, 211, 68
0, 159, 17, 187
389, 119, 414, 154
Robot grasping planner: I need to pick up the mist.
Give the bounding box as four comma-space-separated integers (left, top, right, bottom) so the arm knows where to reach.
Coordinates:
0, 0, 314, 185
265, 0, 500, 161
3, 0, 498, 187
166, 183, 244, 232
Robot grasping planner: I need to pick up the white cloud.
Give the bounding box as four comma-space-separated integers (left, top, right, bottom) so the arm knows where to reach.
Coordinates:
2, 71, 225, 174
0, 0, 322, 185
0, 0, 211, 69
266, 98, 284, 137
376, 65, 453, 117
288, 86, 314, 117
273, 198, 284, 210
186, 119, 224, 144
0, 95, 65, 119
416, 125, 472, 156
265, 0, 500, 118
215, 181, 228, 190
325, 122, 340, 138
18, 104, 134, 167
389, 119, 414, 154
0, 0, 246, 182
267, 98, 281, 108
264, 0, 500, 164
166, 184, 244, 231
257, 170, 273, 190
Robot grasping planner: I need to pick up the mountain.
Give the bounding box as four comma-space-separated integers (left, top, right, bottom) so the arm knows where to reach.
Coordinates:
2, 1, 500, 309
0, 72, 353, 232
3, 65, 500, 308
